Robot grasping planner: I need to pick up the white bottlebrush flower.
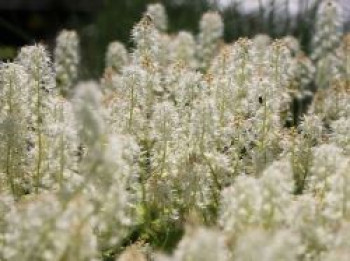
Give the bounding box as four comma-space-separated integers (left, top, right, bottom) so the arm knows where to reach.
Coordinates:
282, 36, 301, 56
169, 31, 197, 67
150, 101, 179, 143
287, 195, 333, 259
46, 98, 80, 192
145, 3, 168, 32
17, 44, 55, 93
140, 102, 180, 209
105, 65, 149, 135
219, 175, 262, 237
312, 0, 343, 62
306, 144, 347, 198
165, 64, 203, 107
299, 114, 324, 144
321, 158, 350, 223
233, 228, 302, 261
220, 159, 293, 239
73, 81, 106, 147
190, 97, 221, 152
289, 54, 316, 91
105, 41, 128, 73
197, 12, 224, 70
253, 34, 272, 49
314, 53, 343, 89
170, 227, 230, 261
259, 159, 294, 227
312, 0, 343, 89
1, 193, 98, 261
268, 40, 294, 88
74, 82, 137, 249
210, 38, 254, 90
311, 83, 349, 121
245, 77, 283, 173
0, 63, 30, 197
16, 44, 56, 193
131, 14, 162, 68
331, 117, 350, 154
55, 30, 80, 96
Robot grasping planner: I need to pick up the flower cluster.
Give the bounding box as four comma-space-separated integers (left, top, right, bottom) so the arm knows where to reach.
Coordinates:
0, 2, 350, 260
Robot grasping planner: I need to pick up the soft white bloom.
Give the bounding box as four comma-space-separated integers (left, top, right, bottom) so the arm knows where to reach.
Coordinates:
16, 44, 56, 193
0, 63, 30, 196
17, 44, 55, 93
105, 41, 128, 73
219, 175, 262, 236
282, 36, 301, 56
289, 54, 316, 91
170, 228, 229, 261
331, 117, 350, 153
197, 12, 224, 70
312, 0, 343, 62
1, 194, 98, 261
74, 82, 137, 249
169, 31, 197, 67
306, 144, 347, 197
55, 30, 80, 96
146, 3, 168, 32
312, 0, 343, 89
132, 15, 162, 68
259, 159, 293, 227
233, 228, 302, 261
287, 195, 332, 259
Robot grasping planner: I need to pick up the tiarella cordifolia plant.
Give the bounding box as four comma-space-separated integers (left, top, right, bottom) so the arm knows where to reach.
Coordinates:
169, 31, 197, 68
305, 144, 347, 199
73, 82, 138, 250
145, 3, 168, 32
1, 194, 98, 261
312, 0, 343, 89
312, 0, 343, 62
232, 228, 302, 261
55, 30, 80, 96
219, 174, 262, 238
131, 14, 163, 68
331, 117, 350, 154
16, 44, 56, 193
283, 36, 301, 56
0, 64, 29, 197
288, 114, 324, 193
286, 195, 330, 260
219, 159, 293, 241
197, 12, 224, 70
2, 2, 350, 260
47, 97, 80, 192
105, 41, 129, 74
289, 54, 315, 91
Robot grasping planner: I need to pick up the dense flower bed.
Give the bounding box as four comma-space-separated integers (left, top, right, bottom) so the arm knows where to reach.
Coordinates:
0, 1, 350, 260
